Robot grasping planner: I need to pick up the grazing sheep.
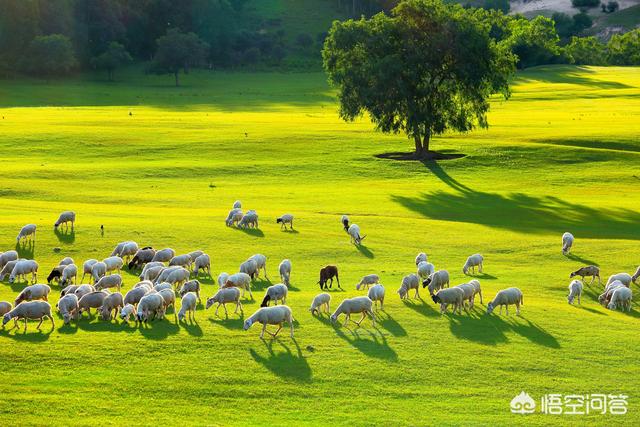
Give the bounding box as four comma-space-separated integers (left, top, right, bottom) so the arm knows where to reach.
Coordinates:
260, 284, 288, 307
367, 284, 385, 310
57, 293, 79, 324
78, 291, 109, 318
417, 261, 435, 280
119, 242, 139, 262
103, 256, 123, 274
128, 248, 156, 270
2, 301, 54, 331
74, 284, 96, 300
47, 265, 65, 284
599, 281, 625, 306
178, 292, 197, 322
240, 259, 259, 279
0, 260, 20, 281
567, 280, 583, 305
91, 261, 107, 283
110, 241, 128, 257
318, 265, 340, 290
224, 272, 253, 299
124, 286, 148, 307
632, 266, 640, 284
169, 254, 192, 269
309, 293, 331, 315
58, 257, 74, 266
356, 274, 380, 291
95, 274, 123, 292
152, 248, 176, 263
60, 264, 78, 286
238, 211, 259, 229
140, 261, 164, 277
243, 305, 294, 338
278, 259, 291, 287
607, 273, 633, 287
0, 250, 18, 269
468, 279, 483, 306
415, 252, 427, 266
233, 200, 242, 209
142, 265, 165, 282
119, 304, 137, 323
455, 283, 476, 309
9, 260, 39, 284
277, 214, 294, 230
347, 224, 366, 245
13, 283, 48, 306
463, 254, 483, 275
60, 284, 78, 298
179, 280, 201, 302
154, 266, 181, 284
607, 287, 632, 311
81, 259, 98, 282
0, 301, 13, 322
217, 272, 230, 288
432, 287, 465, 314
398, 274, 420, 300
341, 215, 350, 231
158, 288, 176, 312
562, 232, 574, 254
331, 296, 375, 327
54, 211, 76, 229
137, 293, 165, 322
188, 250, 204, 263
154, 282, 173, 293
225, 208, 243, 227
193, 254, 211, 277
249, 254, 268, 279
423, 270, 450, 296
570, 265, 601, 285
99, 292, 124, 321
487, 288, 524, 315
165, 267, 191, 289
16, 224, 37, 243
206, 288, 242, 318
134, 280, 153, 290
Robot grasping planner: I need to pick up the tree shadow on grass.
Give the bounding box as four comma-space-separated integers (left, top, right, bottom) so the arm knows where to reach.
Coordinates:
515, 66, 634, 90
377, 311, 407, 337
332, 324, 398, 362
355, 244, 374, 259
401, 297, 439, 318
249, 338, 311, 382
576, 305, 606, 316
54, 228, 75, 244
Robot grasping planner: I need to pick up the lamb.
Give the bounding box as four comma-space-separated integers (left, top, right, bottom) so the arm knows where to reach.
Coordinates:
177, 292, 197, 322
152, 248, 176, 263
243, 305, 294, 338
57, 293, 79, 324
260, 284, 288, 307
417, 261, 435, 280
487, 287, 524, 315
179, 279, 201, 302
356, 274, 379, 290
463, 254, 483, 275
60, 264, 78, 286
249, 254, 268, 279
58, 257, 74, 266
60, 285, 77, 298
341, 215, 350, 231
633, 266, 640, 284
95, 274, 123, 292
570, 265, 601, 285
277, 214, 294, 230
2, 301, 54, 331
309, 293, 331, 315
0, 260, 19, 281
225, 208, 243, 227
16, 223, 37, 243
423, 270, 450, 296
238, 210, 259, 229
169, 254, 192, 269
278, 259, 291, 287
217, 272, 229, 288
468, 279, 483, 307
9, 260, 39, 284
158, 288, 176, 312
607, 287, 632, 311
54, 211, 76, 230
233, 200, 242, 209
606, 273, 633, 287
567, 280, 583, 305
432, 287, 465, 314
0, 301, 13, 322
239, 259, 259, 279
47, 265, 65, 284
562, 232, 574, 254
99, 292, 124, 321
223, 272, 253, 299
397, 274, 420, 299
367, 284, 385, 311
102, 256, 124, 274
415, 252, 427, 266
330, 296, 375, 327
347, 223, 366, 245
91, 261, 107, 283
74, 284, 96, 300
119, 304, 137, 323
165, 267, 191, 289
78, 291, 109, 318
0, 250, 18, 269
318, 265, 340, 290
137, 293, 166, 322
81, 259, 98, 282
124, 286, 148, 307
191, 254, 211, 278
206, 288, 242, 318
128, 248, 156, 270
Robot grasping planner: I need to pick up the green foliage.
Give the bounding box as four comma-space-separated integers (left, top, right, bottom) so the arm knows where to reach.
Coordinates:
295, 33, 314, 49
607, 29, 640, 65
91, 42, 132, 80
21, 34, 77, 76
565, 36, 607, 64
571, 0, 600, 7
506, 16, 562, 69
571, 12, 593, 34
482, 0, 509, 13
553, 12, 592, 40
323, 0, 515, 156
150, 29, 209, 86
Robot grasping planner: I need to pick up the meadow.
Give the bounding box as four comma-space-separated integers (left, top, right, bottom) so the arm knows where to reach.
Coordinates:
0, 65, 639, 426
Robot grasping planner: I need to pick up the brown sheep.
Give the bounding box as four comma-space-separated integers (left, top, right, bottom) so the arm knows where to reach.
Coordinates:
318, 265, 340, 290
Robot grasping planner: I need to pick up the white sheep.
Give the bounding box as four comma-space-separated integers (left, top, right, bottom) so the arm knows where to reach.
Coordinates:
152, 248, 176, 263
606, 273, 633, 287
60, 284, 78, 298
9, 260, 39, 284
178, 292, 197, 322
238, 211, 259, 229
124, 286, 148, 307
95, 274, 123, 292
398, 273, 420, 300
54, 211, 76, 229
309, 293, 331, 315
206, 288, 242, 318
81, 259, 98, 282
0, 260, 20, 281
240, 259, 259, 279
562, 232, 574, 254
0, 301, 13, 324
119, 304, 137, 323
119, 241, 139, 262
78, 291, 109, 318
165, 267, 191, 289
249, 254, 268, 279
331, 296, 375, 327
91, 261, 107, 283
142, 265, 165, 282
277, 214, 294, 230
16, 224, 37, 243
60, 264, 78, 286
169, 254, 192, 269
99, 292, 124, 321
58, 257, 74, 266
2, 301, 54, 331
607, 287, 632, 311
0, 250, 18, 269
599, 281, 625, 306
188, 250, 204, 263
417, 261, 435, 280
567, 280, 583, 305
193, 254, 211, 277
279, 259, 292, 287
137, 293, 165, 322
57, 293, 79, 324
424, 270, 450, 296
367, 284, 385, 310
179, 279, 201, 302
415, 252, 427, 266
260, 284, 288, 307
224, 273, 253, 299
154, 266, 181, 284
74, 284, 96, 300
225, 208, 243, 227
154, 282, 173, 293
356, 274, 379, 291
468, 279, 483, 307
347, 223, 366, 245
487, 287, 524, 315
158, 288, 176, 312
140, 261, 164, 277
454, 283, 476, 309
243, 305, 294, 338
463, 254, 484, 275
432, 287, 465, 314
233, 200, 242, 209
217, 272, 230, 288
102, 256, 123, 274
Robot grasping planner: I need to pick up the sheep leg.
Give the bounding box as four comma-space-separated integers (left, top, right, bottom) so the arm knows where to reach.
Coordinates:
506, 305, 509, 316
272, 325, 282, 337
260, 323, 266, 339
343, 314, 350, 327
223, 303, 229, 319
499, 305, 502, 315
578, 294, 581, 305
355, 313, 366, 326
24, 318, 28, 331
515, 303, 520, 316
336, 274, 341, 289
414, 287, 419, 299
49, 315, 55, 329
215, 303, 220, 316
289, 320, 294, 338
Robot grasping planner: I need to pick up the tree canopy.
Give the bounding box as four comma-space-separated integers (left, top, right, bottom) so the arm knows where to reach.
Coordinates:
322, 0, 515, 157
149, 29, 209, 86
21, 34, 77, 77
91, 42, 132, 81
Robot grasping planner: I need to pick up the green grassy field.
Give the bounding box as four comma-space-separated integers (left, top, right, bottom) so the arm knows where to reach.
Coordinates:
0, 65, 639, 425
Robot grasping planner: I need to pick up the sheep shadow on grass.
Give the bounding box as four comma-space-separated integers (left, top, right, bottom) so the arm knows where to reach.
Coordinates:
181, 320, 203, 337
355, 244, 374, 259
376, 311, 407, 337
208, 315, 245, 330
76, 317, 138, 334
138, 319, 180, 340
401, 297, 439, 318
54, 227, 76, 244
332, 324, 398, 362
249, 338, 311, 382
0, 323, 54, 341
15, 241, 34, 259
565, 252, 599, 266
251, 278, 272, 291
233, 227, 265, 238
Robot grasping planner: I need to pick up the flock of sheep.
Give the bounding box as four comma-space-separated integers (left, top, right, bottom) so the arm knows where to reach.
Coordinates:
0, 207, 637, 337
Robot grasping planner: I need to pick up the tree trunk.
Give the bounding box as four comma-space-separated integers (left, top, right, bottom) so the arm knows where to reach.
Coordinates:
174, 71, 179, 87
423, 130, 431, 153
414, 135, 425, 157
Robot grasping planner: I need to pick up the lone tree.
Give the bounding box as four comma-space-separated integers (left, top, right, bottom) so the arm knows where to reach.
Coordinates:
22, 34, 76, 77
91, 42, 132, 81
151, 29, 209, 86
322, 0, 515, 158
